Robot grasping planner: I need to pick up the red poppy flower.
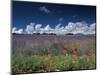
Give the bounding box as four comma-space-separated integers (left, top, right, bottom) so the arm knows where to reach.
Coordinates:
72, 48, 78, 54
63, 47, 67, 51
63, 47, 67, 55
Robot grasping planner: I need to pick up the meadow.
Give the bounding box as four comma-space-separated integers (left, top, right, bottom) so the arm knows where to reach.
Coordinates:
12, 34, 96, 74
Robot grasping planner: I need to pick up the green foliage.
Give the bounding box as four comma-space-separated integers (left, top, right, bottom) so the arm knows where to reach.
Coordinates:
12, 54, 96, 74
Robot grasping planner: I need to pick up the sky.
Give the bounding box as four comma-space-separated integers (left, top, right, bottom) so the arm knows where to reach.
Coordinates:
12, 1, 96, 35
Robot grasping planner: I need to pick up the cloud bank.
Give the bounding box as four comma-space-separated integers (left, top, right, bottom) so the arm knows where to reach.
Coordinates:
12, 27, 23, 34
12, 22, 96, 35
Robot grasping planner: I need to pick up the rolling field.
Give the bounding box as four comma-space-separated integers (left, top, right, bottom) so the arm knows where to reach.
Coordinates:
12, 34, 96, 74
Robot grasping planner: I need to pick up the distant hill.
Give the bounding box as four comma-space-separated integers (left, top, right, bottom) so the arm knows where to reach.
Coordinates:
65, 33, 74, 35
12, 33, 95, 36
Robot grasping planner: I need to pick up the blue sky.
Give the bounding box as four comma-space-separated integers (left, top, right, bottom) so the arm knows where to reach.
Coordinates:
12, 1, 96, 35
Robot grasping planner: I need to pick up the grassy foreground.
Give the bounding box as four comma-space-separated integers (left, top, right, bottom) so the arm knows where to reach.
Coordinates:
12, 53, 96, 74
12, 35, 96, 74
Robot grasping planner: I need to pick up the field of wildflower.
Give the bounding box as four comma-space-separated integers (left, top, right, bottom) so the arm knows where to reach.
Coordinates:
12, 34, 96, 74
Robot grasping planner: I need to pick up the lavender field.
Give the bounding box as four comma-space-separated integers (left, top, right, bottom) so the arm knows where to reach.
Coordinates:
12, 34, 96, 74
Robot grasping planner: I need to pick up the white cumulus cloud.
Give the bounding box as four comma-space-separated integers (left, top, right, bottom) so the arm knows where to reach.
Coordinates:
12, 22, 96, 35
64, 22, 95, 35
86, 23, 96, 34
35, 24, 42, 33
42, 24, 53, 34
12, 27, 23, 34
25, 22, 35, 34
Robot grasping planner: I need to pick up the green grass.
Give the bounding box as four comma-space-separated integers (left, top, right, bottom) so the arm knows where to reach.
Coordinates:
12, 53, 96, 74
